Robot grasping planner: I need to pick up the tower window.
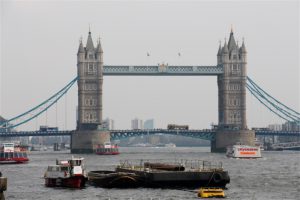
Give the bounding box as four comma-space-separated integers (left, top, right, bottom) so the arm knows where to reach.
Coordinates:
87, 63, 96, 74
89, 54, 94, 59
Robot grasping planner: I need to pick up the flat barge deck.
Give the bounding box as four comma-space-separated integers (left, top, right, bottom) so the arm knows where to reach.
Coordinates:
88, 160, 230, 189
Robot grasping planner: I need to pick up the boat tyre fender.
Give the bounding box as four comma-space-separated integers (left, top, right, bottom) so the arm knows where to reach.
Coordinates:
213, 173, 223, 183
109, 176, 138, 188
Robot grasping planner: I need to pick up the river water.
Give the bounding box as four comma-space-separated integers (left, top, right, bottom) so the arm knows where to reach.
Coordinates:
1, 147, 299, 200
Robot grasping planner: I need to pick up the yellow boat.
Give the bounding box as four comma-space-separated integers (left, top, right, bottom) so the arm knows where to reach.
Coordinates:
198, 187, 225, 198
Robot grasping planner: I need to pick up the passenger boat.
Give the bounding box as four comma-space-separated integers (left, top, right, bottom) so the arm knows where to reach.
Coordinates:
226, 145, 262, 159
88, 160, 230, 188
95, 142, 119, 155
44, 157, 87, 188
0, 143, 29, 164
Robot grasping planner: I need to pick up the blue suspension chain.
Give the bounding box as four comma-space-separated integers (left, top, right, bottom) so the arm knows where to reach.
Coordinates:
247, 80, 299, 121
246, 83, 293, 122
0, 77, 78, 129
247, 77, 300, 116
246, 77, 299, 124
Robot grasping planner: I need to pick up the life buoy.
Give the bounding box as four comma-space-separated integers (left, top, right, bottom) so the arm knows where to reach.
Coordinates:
213, 173, 223, 183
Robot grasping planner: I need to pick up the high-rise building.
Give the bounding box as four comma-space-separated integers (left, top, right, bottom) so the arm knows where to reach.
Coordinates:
282, 121, 300, 131
131, 118, 143, 130
268, 124, 282, 131
103, 118, 115, 130
144, 119, 154, 129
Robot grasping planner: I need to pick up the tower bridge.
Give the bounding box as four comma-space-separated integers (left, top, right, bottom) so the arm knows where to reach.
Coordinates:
1, 29, 299, 152
72, 29, 253, 153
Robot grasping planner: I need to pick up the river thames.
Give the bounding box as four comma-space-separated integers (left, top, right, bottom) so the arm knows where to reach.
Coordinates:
1, 147, 299, 200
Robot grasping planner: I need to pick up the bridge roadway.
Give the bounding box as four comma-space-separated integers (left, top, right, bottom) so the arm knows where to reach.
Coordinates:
0, 129, 299, 139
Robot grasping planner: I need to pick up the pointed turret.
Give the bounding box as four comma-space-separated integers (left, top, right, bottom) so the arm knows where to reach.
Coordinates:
78, 40, 84, 54
222, 40, 229, 54
217, 42, 222, 56
96, 38, 103, 53
228, 29, 237, 51
86, 31, 95, 51
240, 40, 247, 53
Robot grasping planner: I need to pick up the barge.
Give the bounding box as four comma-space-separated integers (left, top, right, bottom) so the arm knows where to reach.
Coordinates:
88, 160, 230, 189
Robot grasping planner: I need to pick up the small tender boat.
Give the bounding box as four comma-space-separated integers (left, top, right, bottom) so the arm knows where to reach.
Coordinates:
0, 143, 29, 164
164, 143, 176, 148
198, 187, 225, 198
226, 145, 262, 159
44, 157, 87, 188
95, 142, 119, 155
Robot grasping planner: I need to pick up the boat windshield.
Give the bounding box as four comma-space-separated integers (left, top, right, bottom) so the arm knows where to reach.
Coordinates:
70, 159, 82, 166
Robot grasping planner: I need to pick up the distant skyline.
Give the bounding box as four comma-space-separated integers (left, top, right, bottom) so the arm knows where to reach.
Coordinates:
1, 0, 299, 131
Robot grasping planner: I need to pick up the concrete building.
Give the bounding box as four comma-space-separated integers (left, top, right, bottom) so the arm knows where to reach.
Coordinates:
103, 118, 115, 130
131, 118, 143, 130
144, 119, 154, 129
268, 124, 282, 131
282, 121, 300, 131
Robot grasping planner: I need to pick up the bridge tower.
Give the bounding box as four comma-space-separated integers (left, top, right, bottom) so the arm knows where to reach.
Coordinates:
212, 30, 255, 152
71, 30, 110, 153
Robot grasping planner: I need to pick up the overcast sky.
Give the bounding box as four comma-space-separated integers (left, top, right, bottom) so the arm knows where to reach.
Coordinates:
1, 0, 299, 131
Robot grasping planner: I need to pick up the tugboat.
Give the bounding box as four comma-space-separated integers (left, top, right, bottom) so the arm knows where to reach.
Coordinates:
44, 157, 87, 188
0, 143, 29, 164
226, 144, 262, 159
95, 142, 119, 155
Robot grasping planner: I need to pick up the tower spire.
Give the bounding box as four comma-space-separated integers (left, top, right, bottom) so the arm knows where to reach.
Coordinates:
86, 29, 94, 51
228, 27, 237, 51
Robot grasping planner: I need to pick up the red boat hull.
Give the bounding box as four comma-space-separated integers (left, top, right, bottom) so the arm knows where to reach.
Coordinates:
95, 152, 120, 155
45, 176, 87, 188
0, 157, 29, 164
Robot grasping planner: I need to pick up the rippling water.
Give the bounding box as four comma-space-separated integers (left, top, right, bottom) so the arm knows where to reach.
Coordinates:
1, 147, 299, 200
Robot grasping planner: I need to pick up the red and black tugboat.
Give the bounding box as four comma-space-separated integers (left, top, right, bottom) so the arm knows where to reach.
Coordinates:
95, 142, 119, 155
44, 157, 87, 188
0, 143, 29, 164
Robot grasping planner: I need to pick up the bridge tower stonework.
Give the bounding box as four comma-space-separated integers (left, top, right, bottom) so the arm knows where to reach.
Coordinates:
71, 31, 110, 153
212, 30, 255, 152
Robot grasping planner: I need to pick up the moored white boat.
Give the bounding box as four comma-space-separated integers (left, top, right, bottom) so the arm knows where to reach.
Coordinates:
0, 143, 29, 164
44, 157, 87, 188
95, 142, 119, 155
226, 145, 262, 159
